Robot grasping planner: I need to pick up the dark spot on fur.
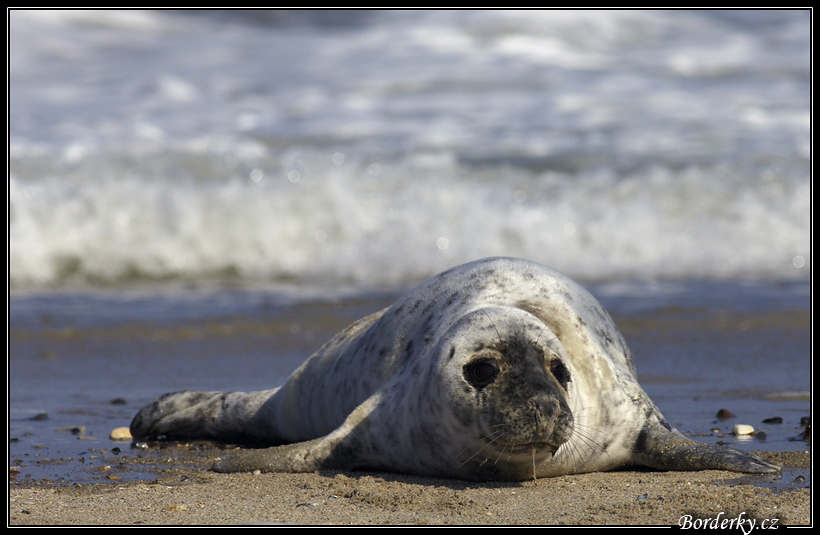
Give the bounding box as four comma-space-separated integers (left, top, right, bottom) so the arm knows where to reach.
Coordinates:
634, 425, 650, 454
419, 299, 437, 317
515, 300, 542, 318
419, 312, 435, 338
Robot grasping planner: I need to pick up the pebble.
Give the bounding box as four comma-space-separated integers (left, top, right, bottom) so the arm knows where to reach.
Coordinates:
110, 427, 133, 441
56, 426, 86, 435
731, 424, 755, 435
715, 409, 736, 421
800, 416, 810, 426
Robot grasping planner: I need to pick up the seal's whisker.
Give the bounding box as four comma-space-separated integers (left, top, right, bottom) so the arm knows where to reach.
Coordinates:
568, 424, 612, 464
456, 428, 503, 459
554, 439, 576, 469
457, 428, 506, 468
571, 419, 608, 443
533, 322, 550, 349
479, 308, 504, 347
531, 446, 538, 480
493, 437, 517, 466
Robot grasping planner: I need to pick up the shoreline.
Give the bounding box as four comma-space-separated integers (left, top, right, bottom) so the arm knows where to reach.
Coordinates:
9, 449, 810, 526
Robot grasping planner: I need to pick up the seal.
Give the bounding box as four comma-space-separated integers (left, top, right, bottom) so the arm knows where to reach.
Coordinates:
130, 257, 780, 480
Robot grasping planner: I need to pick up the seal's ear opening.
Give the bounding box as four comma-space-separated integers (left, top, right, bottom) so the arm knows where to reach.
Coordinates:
549, 358, 570, 389
463, 357, 500, 388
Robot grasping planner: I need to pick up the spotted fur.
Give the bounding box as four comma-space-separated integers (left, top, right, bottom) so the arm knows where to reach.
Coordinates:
130, 257, 779, 480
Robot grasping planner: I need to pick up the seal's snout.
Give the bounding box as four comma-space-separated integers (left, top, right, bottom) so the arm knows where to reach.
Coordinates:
529, 396, 573, 446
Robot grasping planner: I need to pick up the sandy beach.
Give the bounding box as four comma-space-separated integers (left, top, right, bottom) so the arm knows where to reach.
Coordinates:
9, 447, 810, 526
9, 293, 811, 526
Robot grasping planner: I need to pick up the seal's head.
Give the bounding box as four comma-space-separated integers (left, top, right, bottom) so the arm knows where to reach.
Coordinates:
437, 306, 575, 479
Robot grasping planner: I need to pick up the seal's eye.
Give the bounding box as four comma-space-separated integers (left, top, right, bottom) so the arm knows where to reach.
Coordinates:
550, 358, 570, 388
464, 358, 499, 388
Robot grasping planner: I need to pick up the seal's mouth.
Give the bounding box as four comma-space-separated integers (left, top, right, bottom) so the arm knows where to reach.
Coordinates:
480, 438, 558, 457
506, 442, 557, 455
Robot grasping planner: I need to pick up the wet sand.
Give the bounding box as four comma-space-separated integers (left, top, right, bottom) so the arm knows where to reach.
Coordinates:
9, 448, 810, 526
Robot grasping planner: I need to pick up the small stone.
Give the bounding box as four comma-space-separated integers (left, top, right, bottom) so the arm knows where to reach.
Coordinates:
56, 426, 86, 435
732, 424, 755, 435
762, 416, 783, 424
110, 427, 132, 441
715, 409, 736, 421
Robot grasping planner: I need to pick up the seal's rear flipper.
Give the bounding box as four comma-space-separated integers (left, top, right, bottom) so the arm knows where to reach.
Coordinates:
633, 424, 780, 474
130, 389, 281, 445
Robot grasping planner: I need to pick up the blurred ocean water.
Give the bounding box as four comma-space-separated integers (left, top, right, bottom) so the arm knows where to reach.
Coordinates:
9, 10, 810, 290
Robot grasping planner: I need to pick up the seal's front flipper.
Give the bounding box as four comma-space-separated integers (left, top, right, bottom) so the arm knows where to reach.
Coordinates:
633, 424, 780, 474
213, 438, 330, 474
212, 428, 365, 474
213, 395, 383, 474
